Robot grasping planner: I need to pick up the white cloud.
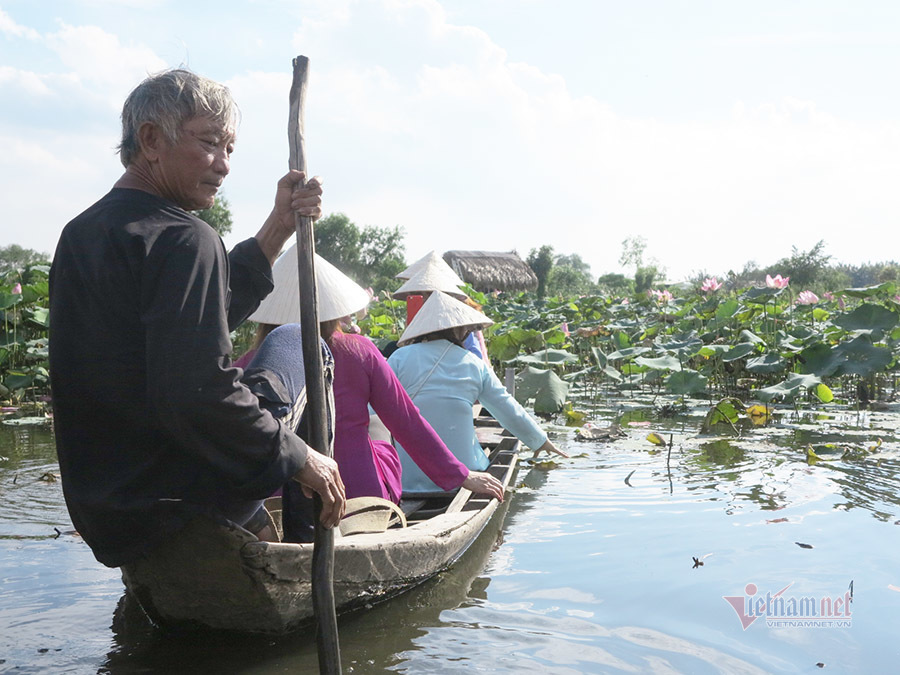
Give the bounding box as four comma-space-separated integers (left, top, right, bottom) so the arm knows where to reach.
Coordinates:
44, 22, 167, 103
0, 8, 39, 39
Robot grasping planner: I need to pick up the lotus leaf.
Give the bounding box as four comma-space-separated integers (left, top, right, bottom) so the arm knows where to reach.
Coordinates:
612, 331, 632, 349
635, 354, 682, 371
0, 292, 22, 310
607, 346, 651, 360
831, 335, 893, 377
842, 282, 897, 299
3, 370, 35, 391
746, 353, 787, 374
666, 369, 708, 394
722, 342, 758, 362
512, 349, 579, 367
797, 343, 842, 377
656, 332, 702, 357
26, 307, 49, 328
492, 327, 543, 361
814, 382, 834, 403
600, 365, 624, 383
515, 366, 569, 414
832, 304, 898, 339
698, 345, 730, 358
739, 329, 765, 344
714, 298, 740, 321
701, 398, 745, 432
742, 286, 783, 304
756, 372, 823, 401
543, 328, 568, 345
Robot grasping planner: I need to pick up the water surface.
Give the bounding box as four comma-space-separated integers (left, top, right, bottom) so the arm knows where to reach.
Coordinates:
2, 397, 899, 673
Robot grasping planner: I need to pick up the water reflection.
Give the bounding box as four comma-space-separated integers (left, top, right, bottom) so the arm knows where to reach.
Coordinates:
4, 400, 900, 673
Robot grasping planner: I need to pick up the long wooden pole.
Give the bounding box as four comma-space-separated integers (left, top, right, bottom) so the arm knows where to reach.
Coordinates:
288, 55, 342, 675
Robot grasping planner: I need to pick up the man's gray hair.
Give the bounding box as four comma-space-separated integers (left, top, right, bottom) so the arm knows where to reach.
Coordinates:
117, 68, 240, 167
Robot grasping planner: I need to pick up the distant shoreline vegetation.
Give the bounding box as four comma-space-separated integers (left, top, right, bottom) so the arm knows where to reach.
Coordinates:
2, 236, 897, 416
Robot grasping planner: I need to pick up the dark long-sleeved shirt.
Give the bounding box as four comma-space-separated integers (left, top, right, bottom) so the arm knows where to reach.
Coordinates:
49, 188, 308, 567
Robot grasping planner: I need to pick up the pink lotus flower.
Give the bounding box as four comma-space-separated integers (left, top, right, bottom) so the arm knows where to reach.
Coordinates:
838, 295, 846, 310
822, 291, 834, 301
701, 277, 722, 293
365, 287, 375, 300
560, 322, 570, 336
649, 289, 673, 303
622, 298, 629, 305
894, 294, 900, 304
796, 290, 819, 305
12, 283, 22, 295
765, 274, 790, 289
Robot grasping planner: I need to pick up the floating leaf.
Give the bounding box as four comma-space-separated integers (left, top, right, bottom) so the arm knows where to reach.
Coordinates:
562, 402, 587, 426
646, 432, 666, 446
746, 404, 771, 418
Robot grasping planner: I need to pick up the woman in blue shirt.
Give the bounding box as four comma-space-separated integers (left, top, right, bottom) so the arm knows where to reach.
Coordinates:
388, 291, 567, 493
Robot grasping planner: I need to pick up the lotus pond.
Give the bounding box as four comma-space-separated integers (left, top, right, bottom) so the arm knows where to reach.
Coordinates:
2, 380, 899, 673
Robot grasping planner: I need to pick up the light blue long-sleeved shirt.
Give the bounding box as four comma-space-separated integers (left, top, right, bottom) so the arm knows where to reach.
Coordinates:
388, 339, 548, 493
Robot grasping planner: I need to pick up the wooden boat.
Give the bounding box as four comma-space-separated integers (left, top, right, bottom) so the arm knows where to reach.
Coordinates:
120, 418, 519, 634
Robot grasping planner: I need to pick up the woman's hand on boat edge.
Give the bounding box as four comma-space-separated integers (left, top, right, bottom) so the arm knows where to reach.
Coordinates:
462, 471, 505, 502
532, 439, 569, 460
291, 450, 346, 528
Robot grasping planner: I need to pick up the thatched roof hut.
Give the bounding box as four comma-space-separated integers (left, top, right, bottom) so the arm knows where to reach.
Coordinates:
442, 250, 538, 293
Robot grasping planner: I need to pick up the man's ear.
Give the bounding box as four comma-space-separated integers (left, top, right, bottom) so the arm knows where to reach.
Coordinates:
136, 122, 164, 162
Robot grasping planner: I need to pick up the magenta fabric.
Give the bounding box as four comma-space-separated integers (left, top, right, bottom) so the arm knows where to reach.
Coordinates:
232, 348, 257, 370
329, 332, 468, 502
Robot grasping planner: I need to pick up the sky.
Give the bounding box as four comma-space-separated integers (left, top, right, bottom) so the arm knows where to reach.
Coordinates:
2, 0, 899, 283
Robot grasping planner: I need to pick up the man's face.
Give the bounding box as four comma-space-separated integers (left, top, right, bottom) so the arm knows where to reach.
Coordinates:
155, 115, 235, 211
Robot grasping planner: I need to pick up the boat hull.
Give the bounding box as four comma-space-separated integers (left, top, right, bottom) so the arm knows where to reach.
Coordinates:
122, 440, 518, 633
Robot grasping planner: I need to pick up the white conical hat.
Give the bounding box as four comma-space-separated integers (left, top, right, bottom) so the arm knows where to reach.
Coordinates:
396, 251, 464, 286
398, 291, 493, 346
248, 244, 370, 325
392, 258, 467, 300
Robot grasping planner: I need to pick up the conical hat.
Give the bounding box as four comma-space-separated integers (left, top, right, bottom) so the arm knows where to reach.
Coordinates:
392, 259, 467, 300
396, 251, 464, 286
398, 291, 493, 346
248, 244, 370, 325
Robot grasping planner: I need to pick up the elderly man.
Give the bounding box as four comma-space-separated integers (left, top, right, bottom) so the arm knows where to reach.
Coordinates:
49, 68, 344, 568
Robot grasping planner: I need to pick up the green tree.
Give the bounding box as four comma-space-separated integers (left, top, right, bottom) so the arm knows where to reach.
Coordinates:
596, 272, 633, 296
0, 244, 50, 284
195, 194, 233, 237
618, 235, 664, 294
618, 236, 647, 270
547, 253, 594, 297
314, 213, 406, 293
526, 245, 555, 298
